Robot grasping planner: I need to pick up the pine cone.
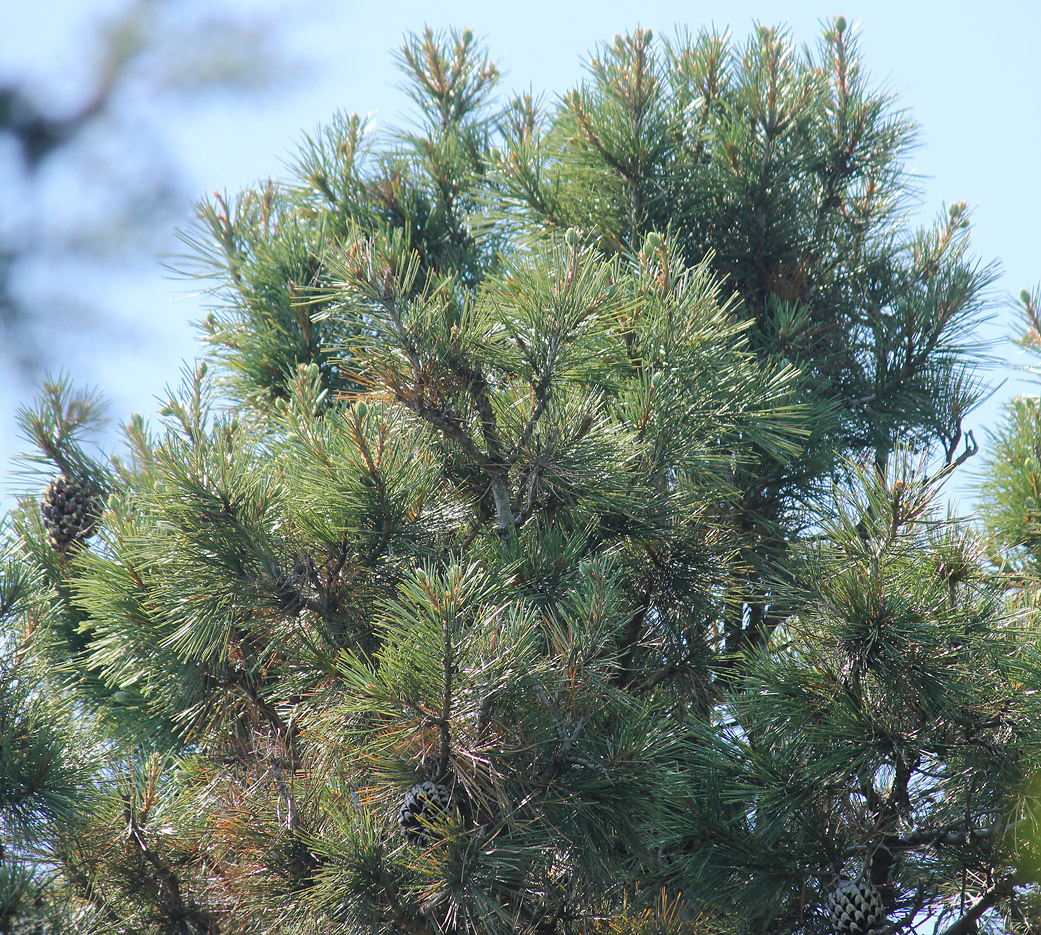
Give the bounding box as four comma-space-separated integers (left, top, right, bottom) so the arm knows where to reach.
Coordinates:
827, 876, 886, 935
40, 474, 102, 552
398, 781, 452, 845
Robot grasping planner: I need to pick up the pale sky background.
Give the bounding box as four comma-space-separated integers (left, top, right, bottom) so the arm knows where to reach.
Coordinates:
1, 0, 1039, 514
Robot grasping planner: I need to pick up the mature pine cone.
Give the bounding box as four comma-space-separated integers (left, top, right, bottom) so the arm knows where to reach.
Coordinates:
40, 474, 102, 552
398, 781, 452, 845
827, 876, 886, 935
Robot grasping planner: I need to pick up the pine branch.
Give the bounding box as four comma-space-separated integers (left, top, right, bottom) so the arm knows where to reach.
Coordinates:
513, 448, 551, 532
438, 610, 454, 780
379, 266, 424, 383
379, 869, 434, 935
121, 792, 213, 934
348, 409, 398, 566
396, 395, 487, 465
533, 689, 590, 784
885, 819, 1015, 850
844, 803, 1034, 855
460, 362, 516, 537
567, 94, 637, 184
618, 570, 655, 683
509, 329, 559, 462
869, 749, 916, 891
934, 877, 1017, 935
944, 429, 978, 470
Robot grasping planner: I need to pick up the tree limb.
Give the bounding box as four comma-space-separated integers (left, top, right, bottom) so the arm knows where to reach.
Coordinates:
935, 877, 1016, 935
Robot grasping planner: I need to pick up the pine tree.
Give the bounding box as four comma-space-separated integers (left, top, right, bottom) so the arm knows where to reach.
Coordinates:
3, 19, 1039, 935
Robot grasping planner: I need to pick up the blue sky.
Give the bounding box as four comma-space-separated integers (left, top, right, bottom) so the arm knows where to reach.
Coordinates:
2, 0, 1039, 511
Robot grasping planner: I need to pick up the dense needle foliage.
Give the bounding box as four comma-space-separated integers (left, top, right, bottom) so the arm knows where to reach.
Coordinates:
3, 17, 1041, 935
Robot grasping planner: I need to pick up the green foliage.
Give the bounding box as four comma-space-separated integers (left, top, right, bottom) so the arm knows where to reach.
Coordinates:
3, 17, 1036, 935
979, 287, 1041, 586
0, 560, 101, 933
671, 459, 1041, 930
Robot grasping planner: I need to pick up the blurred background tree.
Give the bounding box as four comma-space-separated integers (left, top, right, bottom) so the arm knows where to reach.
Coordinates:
0, 0, 307, 507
